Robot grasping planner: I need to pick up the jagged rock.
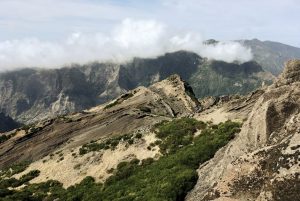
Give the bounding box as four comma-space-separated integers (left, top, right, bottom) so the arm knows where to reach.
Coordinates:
199, 96, 219, 110
0, 74, 199, 169
276, 60, 300, 85
187, 60, 300, 201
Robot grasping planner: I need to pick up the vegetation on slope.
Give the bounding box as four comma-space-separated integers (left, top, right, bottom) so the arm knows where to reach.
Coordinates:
153, 118, 207, 154
0, 118, 241, 201
78, 132, 142, 155
0, 133, 16, 144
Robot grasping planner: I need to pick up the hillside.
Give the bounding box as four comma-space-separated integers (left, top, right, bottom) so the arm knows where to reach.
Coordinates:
240, 39, 300, 75
0, 51, 273, 124
188, 60, 300, 200
0, 60, 299, 200
0, 74, 200, 169
0, 60, 300, 201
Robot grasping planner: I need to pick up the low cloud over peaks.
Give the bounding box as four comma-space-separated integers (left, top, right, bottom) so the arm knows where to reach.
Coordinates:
0, 19, 253, 71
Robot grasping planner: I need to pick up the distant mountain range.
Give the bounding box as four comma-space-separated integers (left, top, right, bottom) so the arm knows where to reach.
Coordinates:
239, 39, 300, 75
0, 50, 273, 124
1, 39, 299, 125
0, 60, 299, 200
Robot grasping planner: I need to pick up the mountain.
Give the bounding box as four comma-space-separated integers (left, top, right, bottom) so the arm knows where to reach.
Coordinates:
0, 51, 273, 124
187, 60, 300, 200
0, 60, 299, 201
0, 74, 200, 170
240, 39, 300, 75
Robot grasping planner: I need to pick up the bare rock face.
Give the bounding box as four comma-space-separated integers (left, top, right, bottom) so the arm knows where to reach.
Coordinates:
276, 59, 300, 85
149, 74, 200, 116
199, 96, 219, 110
0, 75, 200, 169
187, 60, 300, 201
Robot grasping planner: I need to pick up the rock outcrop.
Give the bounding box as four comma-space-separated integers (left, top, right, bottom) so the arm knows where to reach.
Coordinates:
187, 60, 300, 201
0, 60, 298, 200
0, 74, 200, 169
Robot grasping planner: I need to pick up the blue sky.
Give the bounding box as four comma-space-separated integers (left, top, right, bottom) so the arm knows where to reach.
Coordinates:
0, 0, 299, 70
0, 0, 299, 46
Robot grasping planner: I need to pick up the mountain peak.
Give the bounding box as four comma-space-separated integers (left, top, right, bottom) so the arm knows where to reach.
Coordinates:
152, 74, 200, 109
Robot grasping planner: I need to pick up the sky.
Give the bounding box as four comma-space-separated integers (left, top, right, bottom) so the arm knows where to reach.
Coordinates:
0, 0, 299, 70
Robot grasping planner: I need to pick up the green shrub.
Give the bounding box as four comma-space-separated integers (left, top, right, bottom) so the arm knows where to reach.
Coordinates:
141, 158, 154, 166
89, 120, 240, 201
19, 170, 40, 184
128, 139, 134, 145
135, 133, 143, 139
0, 170, 40, 189
78, 133, 135, 155
0, 119, 241, 201
0, 131, 17, 144
104, 100, 119, 109
1, 161, 30, 177
154, 117, 206, 154
0, 135, 10, 144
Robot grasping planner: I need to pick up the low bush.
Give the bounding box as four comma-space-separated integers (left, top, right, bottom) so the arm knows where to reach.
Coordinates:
0, 135, 10, 144
0, 161, 30, 178
0, 119, 241, 201
79, 133, 135, 155
154, 117, 207, 154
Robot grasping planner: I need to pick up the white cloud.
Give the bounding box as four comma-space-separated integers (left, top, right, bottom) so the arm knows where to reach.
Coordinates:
0, 0, 299, 48
0, 18, 253, 71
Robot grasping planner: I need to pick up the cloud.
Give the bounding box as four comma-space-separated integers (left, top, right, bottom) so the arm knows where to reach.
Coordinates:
0, 18, 252, 71
1, 0, 300, 49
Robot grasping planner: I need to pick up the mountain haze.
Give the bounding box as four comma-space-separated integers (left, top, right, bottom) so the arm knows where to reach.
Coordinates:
0, 51, 273, 124
240, 39, 300, 75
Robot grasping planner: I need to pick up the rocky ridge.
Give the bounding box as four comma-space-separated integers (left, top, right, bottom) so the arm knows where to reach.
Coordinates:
187, 60, 300, 201
0, 60, 298, 200
0, 74, 208, 193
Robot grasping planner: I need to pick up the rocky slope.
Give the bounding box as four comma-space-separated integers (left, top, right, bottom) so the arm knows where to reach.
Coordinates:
0, 74, 199, 170
187, 60, 300, 201
0, 51, 273, 124
0, 61, 299, 200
